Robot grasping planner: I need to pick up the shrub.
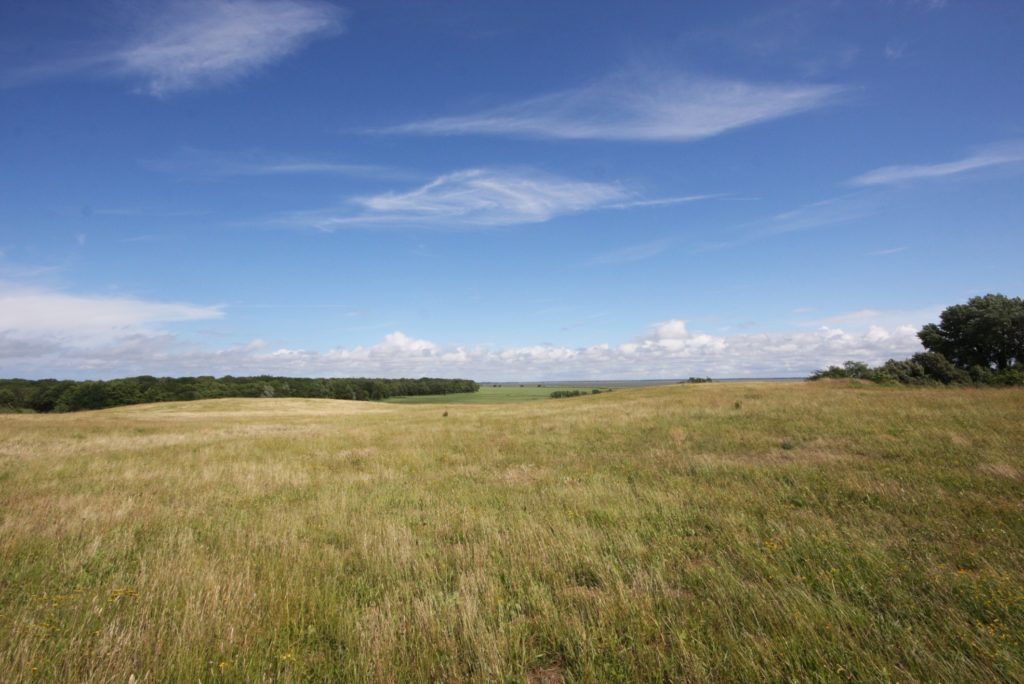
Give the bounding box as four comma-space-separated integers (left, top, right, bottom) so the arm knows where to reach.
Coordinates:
992, 368, 1024, 386
815, 352, 981, 386
910, 352, 970, 385
809, 365, 852, 380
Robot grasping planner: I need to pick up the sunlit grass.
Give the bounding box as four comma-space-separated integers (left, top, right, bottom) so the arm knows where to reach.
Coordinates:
1, 382, 1022, 681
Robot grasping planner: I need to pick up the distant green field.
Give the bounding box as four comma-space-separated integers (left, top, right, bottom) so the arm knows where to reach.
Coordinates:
382, 385, 608, 404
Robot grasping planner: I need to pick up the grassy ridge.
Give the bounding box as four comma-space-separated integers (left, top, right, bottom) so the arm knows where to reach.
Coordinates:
1, 382, 1023, 681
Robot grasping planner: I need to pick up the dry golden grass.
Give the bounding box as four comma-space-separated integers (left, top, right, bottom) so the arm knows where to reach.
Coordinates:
1, 381, 1023, 681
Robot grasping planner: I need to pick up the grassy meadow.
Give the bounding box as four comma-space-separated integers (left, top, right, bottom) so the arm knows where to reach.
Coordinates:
1, 382, 1023, 681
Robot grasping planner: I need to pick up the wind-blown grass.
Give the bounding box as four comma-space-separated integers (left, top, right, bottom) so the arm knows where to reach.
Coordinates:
1, 382, 1022, 681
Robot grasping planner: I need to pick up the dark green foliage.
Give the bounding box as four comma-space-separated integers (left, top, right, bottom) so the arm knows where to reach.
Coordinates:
684, 377, 713, 383
0, 376, 479, 413
811, 353, 973, 386
840, 361, 871, 379
991, 367, 1024, 386
918, 293, 1024, 371
907, 352, 969, 384
811, 354, 1023, 387
550, 389, 604, 399
809, 366, 847, 380
809, 361, 873, 380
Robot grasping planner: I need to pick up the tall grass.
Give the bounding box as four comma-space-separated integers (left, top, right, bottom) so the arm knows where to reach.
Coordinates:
1, 382, 1022, 681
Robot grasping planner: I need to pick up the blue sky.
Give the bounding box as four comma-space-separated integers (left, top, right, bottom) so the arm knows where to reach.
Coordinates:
1, 0, 1022, 379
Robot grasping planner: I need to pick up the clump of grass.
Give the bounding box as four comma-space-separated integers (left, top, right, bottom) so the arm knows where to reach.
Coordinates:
1, 383, 1023, 681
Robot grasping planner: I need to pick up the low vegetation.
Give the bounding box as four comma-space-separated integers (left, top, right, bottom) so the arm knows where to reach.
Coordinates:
2, 382, 1023, 681
549, 389, 605, 399
0, 376, 479, 413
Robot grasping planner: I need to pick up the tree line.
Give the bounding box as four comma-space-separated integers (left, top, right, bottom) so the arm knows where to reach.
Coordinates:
0, 376, 480, 413
810, 293, 1023, 386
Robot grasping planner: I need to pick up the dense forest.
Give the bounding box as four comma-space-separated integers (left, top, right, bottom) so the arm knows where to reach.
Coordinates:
0, 376, 480, 413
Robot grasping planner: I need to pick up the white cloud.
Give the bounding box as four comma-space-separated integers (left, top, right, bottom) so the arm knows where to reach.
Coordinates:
0, 311, 927, 381
0, 284, 223, 343
7, 0, 342, 96
385, 70, 845, 142
0, 281, 932, 380
288, 168, 633, 230
120, 0, 342, 95
849, 140, 1024, 186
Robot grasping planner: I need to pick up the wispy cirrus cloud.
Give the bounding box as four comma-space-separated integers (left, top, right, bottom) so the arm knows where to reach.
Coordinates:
282, 168, 714, 230
849, 140, 1024, 186
587, 238, 677, 266
812, 305, 941, 331
383, 70, 845, 142
5, 0, 342, 96
694, 193, 873, 252
145, 147, 400, 180
867, 246, 908, 256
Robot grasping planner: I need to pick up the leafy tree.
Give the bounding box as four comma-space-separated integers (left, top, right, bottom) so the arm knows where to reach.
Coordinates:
918, 294, 1024, 371
841, 361, 871, 379
908, 352, 969, 384
809, 365, 850, 380
0, 388, 16, 408
56, 381, 114, 412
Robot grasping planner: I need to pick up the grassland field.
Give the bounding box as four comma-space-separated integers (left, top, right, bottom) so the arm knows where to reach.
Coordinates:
1, 381, 1023, 682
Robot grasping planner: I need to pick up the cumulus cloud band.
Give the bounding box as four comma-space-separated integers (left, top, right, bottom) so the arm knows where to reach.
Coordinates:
1, 314, 923, 380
